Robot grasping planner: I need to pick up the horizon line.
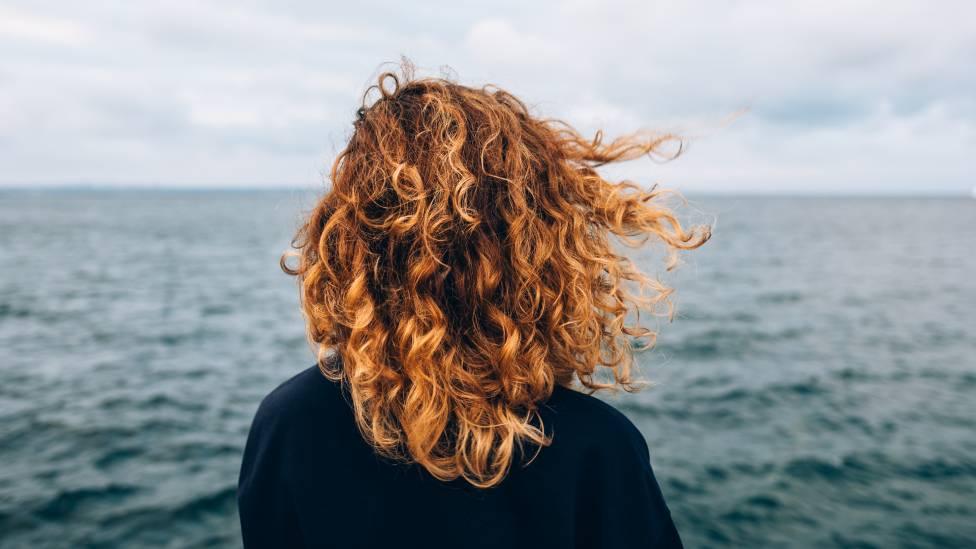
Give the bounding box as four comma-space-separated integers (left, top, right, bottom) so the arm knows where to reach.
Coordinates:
0, 182, 971, 198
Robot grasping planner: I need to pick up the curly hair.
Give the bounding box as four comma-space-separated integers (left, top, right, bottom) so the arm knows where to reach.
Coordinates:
281, 61, 711, 488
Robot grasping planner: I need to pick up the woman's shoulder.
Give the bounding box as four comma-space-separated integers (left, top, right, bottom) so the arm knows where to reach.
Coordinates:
261, 362, 343, 405
544, 384, 651, 458
248, 360, 352, 438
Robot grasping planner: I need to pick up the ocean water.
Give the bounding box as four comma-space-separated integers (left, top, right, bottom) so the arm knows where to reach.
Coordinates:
0, 189, 973, 548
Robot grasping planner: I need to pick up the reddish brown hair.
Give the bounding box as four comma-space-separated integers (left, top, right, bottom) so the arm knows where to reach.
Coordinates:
282, 61, 710, 488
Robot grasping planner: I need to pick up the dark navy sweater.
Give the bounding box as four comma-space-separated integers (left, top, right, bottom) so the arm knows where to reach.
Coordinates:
238, 362, 682, 548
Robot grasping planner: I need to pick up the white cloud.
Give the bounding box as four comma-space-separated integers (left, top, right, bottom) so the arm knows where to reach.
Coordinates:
0, 7, 92, 45
464, 18, 561, 66
0, 0, 972, 192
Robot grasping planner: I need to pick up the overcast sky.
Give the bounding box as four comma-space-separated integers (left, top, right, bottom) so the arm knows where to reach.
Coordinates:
1, 0, 973, 194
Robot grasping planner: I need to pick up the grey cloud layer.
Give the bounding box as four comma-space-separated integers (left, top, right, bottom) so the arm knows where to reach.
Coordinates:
1, 0, 973, 193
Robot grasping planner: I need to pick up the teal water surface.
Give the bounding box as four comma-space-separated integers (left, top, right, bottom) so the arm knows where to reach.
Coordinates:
0, 190, 973, 547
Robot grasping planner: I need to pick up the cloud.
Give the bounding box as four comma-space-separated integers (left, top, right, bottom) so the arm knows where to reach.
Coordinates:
0, 0, 972, 193
0, 7, 92, 46
464, 18, 562, 66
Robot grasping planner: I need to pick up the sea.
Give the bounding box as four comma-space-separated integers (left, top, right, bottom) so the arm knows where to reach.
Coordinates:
0, 189, 973, 548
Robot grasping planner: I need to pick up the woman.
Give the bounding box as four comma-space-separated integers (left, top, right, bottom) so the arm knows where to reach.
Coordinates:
238, 62, 710, 548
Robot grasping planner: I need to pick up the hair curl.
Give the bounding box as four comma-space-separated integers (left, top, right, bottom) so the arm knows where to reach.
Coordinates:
282, 60, 711, 488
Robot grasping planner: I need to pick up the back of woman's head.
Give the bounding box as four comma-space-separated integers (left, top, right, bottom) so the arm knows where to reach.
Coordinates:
283, 61, 711, 488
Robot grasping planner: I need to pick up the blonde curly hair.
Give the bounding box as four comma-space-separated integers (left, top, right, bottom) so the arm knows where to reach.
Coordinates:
282, 60, 710, 488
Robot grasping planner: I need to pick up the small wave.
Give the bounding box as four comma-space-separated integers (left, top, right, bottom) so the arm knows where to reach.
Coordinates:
139, 394, 208, 413
170, 485, 237, 521
94, 447, 144, 470
721, 508, 763, 525
704, 379, 827, 406
0, 302, 32, 320
660, 326, 807, 360
95, 486, 239, 545
781, 454, 976, 485
756, 291, 804, 304
745, 494, 781, 510
693, 462, 777, 484
99, 485, 238, 530
34, 484, 140, 519
906, 458, 976, 481
833, 368, 882, 382
782, 456, 875, 484
201, 304, 233, 317
686, 375, 737, 389
896, 522, 974, 548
